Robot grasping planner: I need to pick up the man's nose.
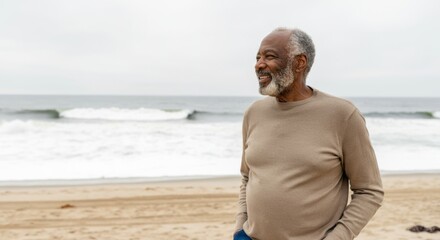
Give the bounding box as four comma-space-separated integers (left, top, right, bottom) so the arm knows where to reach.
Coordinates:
255, 58, 267, 71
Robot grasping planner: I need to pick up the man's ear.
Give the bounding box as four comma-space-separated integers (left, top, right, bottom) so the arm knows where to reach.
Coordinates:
294, 55, 308, 72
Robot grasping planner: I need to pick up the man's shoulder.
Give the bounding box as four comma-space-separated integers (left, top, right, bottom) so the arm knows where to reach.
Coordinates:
245, 97, 272, 111
316, 90, 357, 113
241, 97, 272, 121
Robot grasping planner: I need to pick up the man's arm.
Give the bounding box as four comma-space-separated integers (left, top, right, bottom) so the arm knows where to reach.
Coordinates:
235, 170, 249, 232
325, 109, 384, 240
234, 112, 250, 233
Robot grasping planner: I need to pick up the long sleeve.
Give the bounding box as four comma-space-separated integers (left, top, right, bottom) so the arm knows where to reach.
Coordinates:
325, 110, 384, 239
234, 112, 250, 232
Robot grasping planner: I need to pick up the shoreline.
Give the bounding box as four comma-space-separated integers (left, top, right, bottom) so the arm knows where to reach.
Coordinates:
1, 170, 440, 187
0, 175, 239, 188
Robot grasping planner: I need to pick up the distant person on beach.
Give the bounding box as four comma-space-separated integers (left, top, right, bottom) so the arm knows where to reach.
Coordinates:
234, 28, 384, 240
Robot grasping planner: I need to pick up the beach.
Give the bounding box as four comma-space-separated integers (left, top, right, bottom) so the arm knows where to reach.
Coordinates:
0, 174, 439, 240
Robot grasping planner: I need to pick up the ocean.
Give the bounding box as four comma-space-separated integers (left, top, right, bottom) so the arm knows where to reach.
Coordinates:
0, 95, 439, 184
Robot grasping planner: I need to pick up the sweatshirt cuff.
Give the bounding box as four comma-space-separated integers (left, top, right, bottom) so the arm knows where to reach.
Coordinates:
234, 213, 247, 232
324, 223, 354, 240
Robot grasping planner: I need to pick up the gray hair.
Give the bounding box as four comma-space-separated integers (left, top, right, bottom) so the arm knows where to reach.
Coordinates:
274, 27, 316, 78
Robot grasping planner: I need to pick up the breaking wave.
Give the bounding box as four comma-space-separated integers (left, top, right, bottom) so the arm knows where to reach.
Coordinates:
3, 108, 438, 121
364, 111, 440, 119
1, 108, 242, 121
59, 108, 194, 121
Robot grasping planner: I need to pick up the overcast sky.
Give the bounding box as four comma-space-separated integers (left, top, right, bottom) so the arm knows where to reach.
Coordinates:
1, 0, 439, 97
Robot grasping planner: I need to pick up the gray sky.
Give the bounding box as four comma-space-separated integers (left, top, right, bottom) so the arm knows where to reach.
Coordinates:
1, 0, 439, 97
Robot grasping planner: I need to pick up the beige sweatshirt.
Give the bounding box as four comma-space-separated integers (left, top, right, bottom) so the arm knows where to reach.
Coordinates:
235, 89, 384, 240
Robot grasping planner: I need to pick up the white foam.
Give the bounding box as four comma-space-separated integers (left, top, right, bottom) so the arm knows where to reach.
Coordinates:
1, 117, 440, 182
0, 120, 35, 133
433, 111, 440, 119
0, 120, 242, 181
60, 108, 193, 121
366, 117, 440, 171
375, 145, 440, 171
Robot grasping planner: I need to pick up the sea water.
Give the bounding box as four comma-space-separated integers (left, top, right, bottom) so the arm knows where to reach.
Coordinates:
0, 95, 439, 183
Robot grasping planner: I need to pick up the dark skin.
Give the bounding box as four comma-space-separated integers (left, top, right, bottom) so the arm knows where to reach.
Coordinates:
255, 30, 313, 102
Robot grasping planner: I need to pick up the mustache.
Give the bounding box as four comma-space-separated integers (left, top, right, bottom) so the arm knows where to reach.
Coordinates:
256, 70, 272, 76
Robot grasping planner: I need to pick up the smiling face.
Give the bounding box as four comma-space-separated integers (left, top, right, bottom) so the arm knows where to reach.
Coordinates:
255, 30, 294, 97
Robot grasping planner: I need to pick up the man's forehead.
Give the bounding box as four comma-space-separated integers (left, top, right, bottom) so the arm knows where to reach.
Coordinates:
257, 30, 291, 54
256, 48, 279, 55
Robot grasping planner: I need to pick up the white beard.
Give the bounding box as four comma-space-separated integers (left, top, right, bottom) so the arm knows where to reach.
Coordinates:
259, 78, 280, 96
259, 63, 294, 97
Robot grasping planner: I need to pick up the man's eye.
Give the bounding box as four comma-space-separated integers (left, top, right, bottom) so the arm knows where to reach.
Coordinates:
266, 55, 275, 59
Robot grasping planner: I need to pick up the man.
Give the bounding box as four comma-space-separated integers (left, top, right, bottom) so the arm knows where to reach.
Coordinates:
234, 28, 384, 240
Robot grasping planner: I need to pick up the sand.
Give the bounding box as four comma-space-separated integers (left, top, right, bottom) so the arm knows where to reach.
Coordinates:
0, 174, 439, 240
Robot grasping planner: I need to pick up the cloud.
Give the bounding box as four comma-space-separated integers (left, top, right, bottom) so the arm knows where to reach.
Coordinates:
0, 0, 439, 96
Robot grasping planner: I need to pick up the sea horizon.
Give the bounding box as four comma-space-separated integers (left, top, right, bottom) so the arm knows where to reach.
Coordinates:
1, 93, 440, 98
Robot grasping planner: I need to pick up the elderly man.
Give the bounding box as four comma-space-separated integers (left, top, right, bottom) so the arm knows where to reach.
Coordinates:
234, 28, 384, 240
